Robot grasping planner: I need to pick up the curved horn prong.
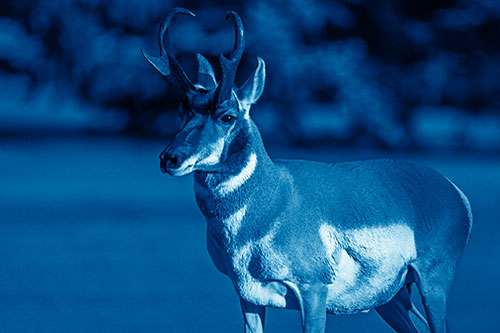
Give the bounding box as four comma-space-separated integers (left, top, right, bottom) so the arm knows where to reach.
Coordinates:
160, 7, 196, 93
159, 8, 195, 55
226, 11, 245, 62
217, 11, 245, 105
143, 7, 196, 95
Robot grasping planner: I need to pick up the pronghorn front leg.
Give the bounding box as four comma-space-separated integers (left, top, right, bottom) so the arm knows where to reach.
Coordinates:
299, 284, 328, 333
240, 298, 266, 333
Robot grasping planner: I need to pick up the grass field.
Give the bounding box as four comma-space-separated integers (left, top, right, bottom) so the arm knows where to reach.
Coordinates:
0, 137, 499, 332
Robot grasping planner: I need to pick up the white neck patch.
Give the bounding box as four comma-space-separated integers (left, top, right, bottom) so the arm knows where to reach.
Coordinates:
223, 204, 247, 237
215, 153, 257, 197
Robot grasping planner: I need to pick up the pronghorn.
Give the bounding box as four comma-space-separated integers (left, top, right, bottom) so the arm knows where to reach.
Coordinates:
143, 8, 473, 333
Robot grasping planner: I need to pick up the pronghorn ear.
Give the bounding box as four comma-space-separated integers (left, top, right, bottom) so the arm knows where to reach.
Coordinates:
197, 53, 217, 89
236, 57, 265, 112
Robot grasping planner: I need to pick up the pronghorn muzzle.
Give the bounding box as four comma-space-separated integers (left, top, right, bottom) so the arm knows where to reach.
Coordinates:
159, 149, 175, 174
159, 147, 191, 175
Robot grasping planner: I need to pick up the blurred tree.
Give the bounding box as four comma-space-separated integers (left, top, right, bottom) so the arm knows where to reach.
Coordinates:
0, 0, 499, 149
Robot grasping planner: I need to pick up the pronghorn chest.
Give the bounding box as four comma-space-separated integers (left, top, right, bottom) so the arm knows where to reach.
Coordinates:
194, 172, 294, 308
203, 207, 292, 308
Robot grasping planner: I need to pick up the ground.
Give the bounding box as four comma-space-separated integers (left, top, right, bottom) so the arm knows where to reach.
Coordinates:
0, 137, 498, 332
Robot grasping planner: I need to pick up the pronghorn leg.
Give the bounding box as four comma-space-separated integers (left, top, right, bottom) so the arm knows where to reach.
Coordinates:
240, 298, 266, 333
411, 263, 453, 333
376, 283, 428, 333
420, 288, 448, 333
298, 284, 328, 333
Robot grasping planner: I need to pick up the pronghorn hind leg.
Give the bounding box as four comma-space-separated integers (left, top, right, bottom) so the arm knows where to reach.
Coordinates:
410, 263, 453, 333
419, 286, 449, 333
376, 282, 429, 333
240, 298, 266, 333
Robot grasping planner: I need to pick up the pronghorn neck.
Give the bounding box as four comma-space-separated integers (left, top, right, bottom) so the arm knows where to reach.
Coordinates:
193, 119, 278, 220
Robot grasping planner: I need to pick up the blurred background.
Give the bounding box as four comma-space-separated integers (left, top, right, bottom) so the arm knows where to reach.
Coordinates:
1, 0, 499, 332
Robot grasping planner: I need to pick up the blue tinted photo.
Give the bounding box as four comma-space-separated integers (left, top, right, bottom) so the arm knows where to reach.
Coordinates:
0, 0, 498, 332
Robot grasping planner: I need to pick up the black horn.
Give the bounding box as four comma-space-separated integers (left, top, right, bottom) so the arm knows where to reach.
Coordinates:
216, 11, 245, 106
142, 7, 196, 95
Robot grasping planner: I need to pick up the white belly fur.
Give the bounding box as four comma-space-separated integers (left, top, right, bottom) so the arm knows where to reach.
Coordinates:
322, 223, 417, 314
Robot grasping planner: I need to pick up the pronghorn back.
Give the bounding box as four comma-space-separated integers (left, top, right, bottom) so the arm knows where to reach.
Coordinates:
275, 157, 471, 252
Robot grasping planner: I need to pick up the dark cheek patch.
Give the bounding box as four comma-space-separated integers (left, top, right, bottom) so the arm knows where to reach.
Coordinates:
182, 116, 209, 146
189, 126, 203, 144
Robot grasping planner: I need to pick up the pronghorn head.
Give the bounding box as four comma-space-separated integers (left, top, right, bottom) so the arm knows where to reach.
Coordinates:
143, 8, 265, 176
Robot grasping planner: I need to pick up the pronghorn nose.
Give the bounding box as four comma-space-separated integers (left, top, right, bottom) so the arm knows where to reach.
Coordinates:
160, 150, 181, 173
166, 154, 178, 167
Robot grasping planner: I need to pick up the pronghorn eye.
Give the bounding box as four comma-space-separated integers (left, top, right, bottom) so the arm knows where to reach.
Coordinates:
220, 115, 236, 124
